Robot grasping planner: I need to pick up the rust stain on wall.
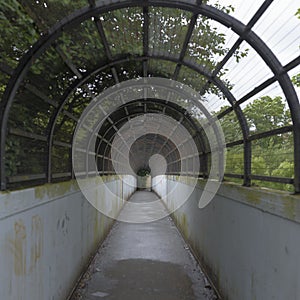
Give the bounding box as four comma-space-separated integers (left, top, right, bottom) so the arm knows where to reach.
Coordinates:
30, 215, 43, 271
9, 220, 27, 276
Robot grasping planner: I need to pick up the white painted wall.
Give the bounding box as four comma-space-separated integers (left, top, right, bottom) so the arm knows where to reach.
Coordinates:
0, 176, 136, 300
154, 176, 300, 300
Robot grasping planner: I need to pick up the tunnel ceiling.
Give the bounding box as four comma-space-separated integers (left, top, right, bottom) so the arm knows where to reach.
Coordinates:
0, 0, 299, 191
96, 99, 207, 176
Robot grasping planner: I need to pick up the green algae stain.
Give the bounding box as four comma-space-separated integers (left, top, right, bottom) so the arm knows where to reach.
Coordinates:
243, 188, 262, 206
180, 213, 189, 239
34, 180, 79, 200
283, 198, 296, 220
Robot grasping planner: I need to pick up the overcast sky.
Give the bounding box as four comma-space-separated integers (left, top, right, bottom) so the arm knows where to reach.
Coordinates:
204, 0, 300, 111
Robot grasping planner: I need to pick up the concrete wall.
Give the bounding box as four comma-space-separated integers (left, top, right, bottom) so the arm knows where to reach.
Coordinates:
154, 175, 300, 300
0, 175, 136, 300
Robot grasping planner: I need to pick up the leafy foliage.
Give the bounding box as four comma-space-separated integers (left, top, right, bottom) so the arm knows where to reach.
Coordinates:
1, 1, 295, 193
219, 96, 294, 191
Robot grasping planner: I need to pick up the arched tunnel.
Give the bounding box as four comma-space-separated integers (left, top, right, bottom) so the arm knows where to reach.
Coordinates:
0, 0, 300, 299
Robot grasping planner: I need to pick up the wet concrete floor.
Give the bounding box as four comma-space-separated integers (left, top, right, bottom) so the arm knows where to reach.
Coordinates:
71, 191, 217, 300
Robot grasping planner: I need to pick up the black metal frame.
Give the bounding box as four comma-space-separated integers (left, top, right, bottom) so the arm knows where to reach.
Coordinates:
92, 99, 207, 176
1, 0, 299, 191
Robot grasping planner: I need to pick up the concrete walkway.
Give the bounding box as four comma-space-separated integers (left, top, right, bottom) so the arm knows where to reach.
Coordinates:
71, 191, 217, 300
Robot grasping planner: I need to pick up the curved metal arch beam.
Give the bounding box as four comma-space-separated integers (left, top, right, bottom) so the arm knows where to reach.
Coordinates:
0, 1, 251, 188
1, 0, 298, 190
85, 77, 227, 179
45, 53, 247, 182
102, 132, 182, 175
93, 101, 207, 174
97, 103, 206, 159
0, 0, 247, 188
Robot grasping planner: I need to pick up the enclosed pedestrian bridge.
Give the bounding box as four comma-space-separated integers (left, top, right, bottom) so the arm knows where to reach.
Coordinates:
0, 0, 300, 299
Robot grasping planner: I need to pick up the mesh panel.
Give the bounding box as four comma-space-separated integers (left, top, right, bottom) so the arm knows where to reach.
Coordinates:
53, 116, 77, 144
186, 16, 239, 71
225, 144, 244, 175
25, 46, 77, 100
149, 7, 192, 58
8, 86, 54, 135
218, 108, 243, 143
57, 19, 105, 73
19, 0, 87, 30
0, 1, 39, 68
5, 135, 47, 177
0, 72, 10, 104
51, 145, 71, 173
101, 7, 143, 57
251, 133, 294, 177
177, 66, 207, 92
148, 59, 177, 77
221, 42, 273, 100
241, 83, 292, 135
115, 60, 143, 81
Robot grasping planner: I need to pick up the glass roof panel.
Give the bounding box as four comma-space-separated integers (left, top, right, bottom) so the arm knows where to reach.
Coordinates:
252, 0, 300, 66
288, 66, 300, 102
240, 81, 291, 135
186, 17, 240, 71
220, 41, 274, 100
207, 0, 266, 25
201, 90, 230, 114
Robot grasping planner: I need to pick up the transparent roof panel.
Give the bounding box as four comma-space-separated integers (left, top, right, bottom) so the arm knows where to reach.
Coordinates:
177, 65, 207, 92
240, 82, 292, 135
8, 87, 54, 135
115, 61, 143, 81
221, 41, 274, 100
52, 145, 71, 173
149, 7, 192, 58
5, 135, 47, 177
148, 59, 177, 77
101, 7, 143, 57
19, 0, 87, 30
252, 0, 300, 66
201, 90, 229, 114
251, 133, 294, 177
207, 0, 266, 25
0, 1, 39, 67
240, 81, 286, 110
25, 46, 77, 100
0, 73, 10, 104
288, 66, 300, 102
53, 116, 77, 144
225, 144, 243, 174
57, 19, 106, 74
185, 17, 240, 71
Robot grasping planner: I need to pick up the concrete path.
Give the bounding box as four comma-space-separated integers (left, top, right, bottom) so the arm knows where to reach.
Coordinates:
71, 191, 217, 300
